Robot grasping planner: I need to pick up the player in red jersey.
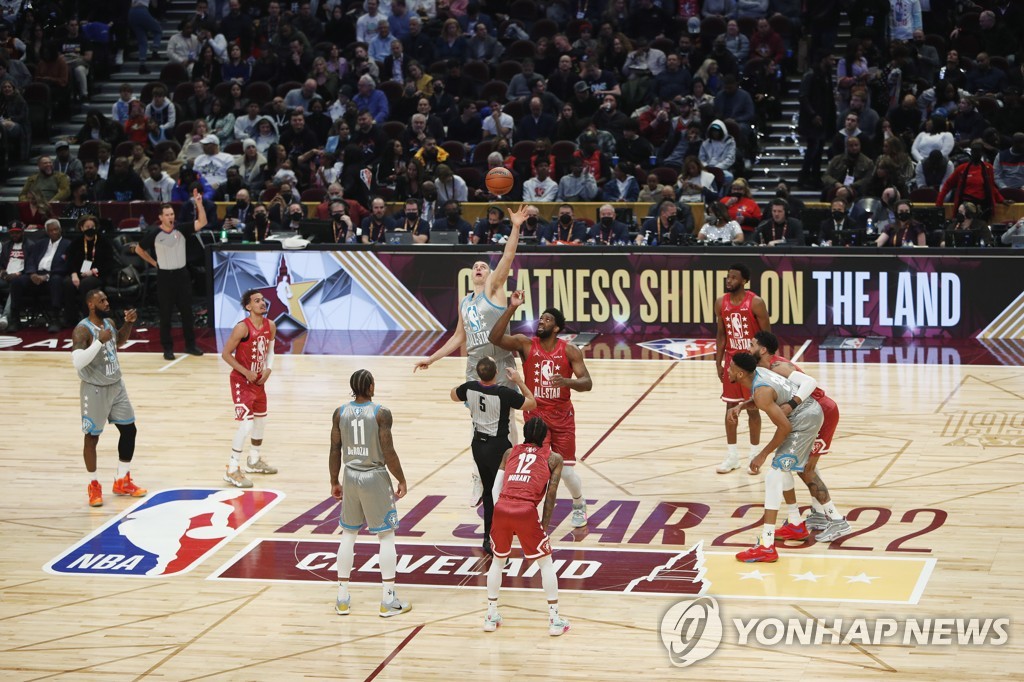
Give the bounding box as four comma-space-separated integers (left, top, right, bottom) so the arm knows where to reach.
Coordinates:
220, 289, 278, 488
484, 416, 570, 636
738, 331, 851, 543
715, 262, 771, 474
488, 290, 593, 528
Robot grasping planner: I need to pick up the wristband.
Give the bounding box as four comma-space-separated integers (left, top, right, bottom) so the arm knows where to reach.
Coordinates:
786, 398, 799, 410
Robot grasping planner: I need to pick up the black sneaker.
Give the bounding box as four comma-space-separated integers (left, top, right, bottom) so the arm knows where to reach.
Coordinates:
185, 347, 204, 356
163, 350, 175, 360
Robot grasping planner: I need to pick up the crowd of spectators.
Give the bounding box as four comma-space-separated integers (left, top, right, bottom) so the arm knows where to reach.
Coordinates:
2, 0, 1024, 329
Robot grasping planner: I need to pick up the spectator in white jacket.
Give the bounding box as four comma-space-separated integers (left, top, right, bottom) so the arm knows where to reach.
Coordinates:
911, 115, 955, 163
167, 20, 201, 73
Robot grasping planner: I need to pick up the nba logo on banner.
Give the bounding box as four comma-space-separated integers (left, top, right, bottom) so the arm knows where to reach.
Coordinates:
45, 489, 283, 577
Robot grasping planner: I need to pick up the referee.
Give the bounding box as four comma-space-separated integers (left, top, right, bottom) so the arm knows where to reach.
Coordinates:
452, 357, 536, 555
134, 188, 207, 360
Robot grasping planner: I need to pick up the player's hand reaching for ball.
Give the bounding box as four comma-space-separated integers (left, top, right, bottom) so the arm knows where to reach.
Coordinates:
509, 290, 525, 309
331, 482, 342, 500
98, 328, 113, 344
508, 204, 529, 229
749, 451, 768, 474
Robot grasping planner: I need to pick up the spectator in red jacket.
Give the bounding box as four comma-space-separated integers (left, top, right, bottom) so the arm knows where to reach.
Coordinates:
937, 142, 1009, 219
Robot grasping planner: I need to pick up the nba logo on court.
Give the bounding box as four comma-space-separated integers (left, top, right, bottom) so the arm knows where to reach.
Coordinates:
45, 489, 283, 577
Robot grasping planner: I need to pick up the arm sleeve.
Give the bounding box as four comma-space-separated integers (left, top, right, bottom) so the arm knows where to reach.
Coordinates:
788, 371, 818, 403
72, 338, 102, 371
492, 471, 504, 500
264, 343, 274, 370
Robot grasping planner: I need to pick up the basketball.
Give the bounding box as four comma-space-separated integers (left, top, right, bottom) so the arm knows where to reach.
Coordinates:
485, 167, 515, 196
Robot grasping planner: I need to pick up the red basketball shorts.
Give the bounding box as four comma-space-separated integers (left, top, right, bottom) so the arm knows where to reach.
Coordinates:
527, 408, 576, 465
811, 395, 839, 456
489, 498, 552, 559
230, 374, 267, 421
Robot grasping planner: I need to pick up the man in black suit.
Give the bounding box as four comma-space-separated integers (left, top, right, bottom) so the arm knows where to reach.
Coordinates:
813, 197, 856, 246
515, 97, 558, 143
587, 204, 630, 244
9, 219, 71, 332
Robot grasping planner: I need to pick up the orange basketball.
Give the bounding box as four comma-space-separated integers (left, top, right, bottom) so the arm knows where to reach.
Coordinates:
485, 167, 515, 196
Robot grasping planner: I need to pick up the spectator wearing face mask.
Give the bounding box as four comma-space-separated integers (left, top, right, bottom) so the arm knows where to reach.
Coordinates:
877, 200, 928, 247
241, 203, 276, 243
433, 200, 474, 243
395, 199, 431, 244
326, 200, 354, 243
587, 204, 629, 245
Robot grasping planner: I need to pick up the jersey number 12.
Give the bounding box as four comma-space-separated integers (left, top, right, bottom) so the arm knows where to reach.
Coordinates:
514, 453, 536, 475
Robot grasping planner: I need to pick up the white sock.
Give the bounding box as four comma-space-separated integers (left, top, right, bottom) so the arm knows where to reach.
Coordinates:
487, 599, 499, 617
117, 461, 130, 478
231, 421, 253, 470
382, 581, 396, 603
561, 465, 583, 500
248, 446, 260, 465
87, 471, 98, 485
749, 444, 760, 460
823, 501, 842, 520
337, 530, 357, 583
548, 603, 559, 620
787, 504, 802, 525
229, 450, 242, 473
810, 498, 825, 514
761, 524, 775, 547
538, 555, 559, 602
727, 443, 739, 458
337, 581, 349, 601
487, 554, 504, 601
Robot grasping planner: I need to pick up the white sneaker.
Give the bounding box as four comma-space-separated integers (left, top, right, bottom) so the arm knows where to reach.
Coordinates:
483, 612, 502, 632
570, 501, 587, 528
379, 597, 412, 618
469, 471, 483, 507
334, 596, 350, 615
244, 457, 278, 474
223, 468, 253, 488
549, 615, 570, 636
716, 454, 742, 474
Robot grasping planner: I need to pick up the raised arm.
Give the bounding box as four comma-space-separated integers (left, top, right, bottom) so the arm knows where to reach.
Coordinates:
552, 342, 592, 392
486, 204, 529, 301
414, 310, 467, 372
220, 321, 259, 383
192, 188, 208, 231
377, 407, 407, 499
752, 294, 771, 333
329, 407, 343, 499
506, 367, 536, 411
487, 289, 532, 355
116, 309, 137, 347
541, 452, 564, 530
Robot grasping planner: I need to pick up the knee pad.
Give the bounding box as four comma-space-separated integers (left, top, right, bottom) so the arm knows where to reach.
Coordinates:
765, 467, 791, 510
251, 416, 265, 441
115, 422, 137, 461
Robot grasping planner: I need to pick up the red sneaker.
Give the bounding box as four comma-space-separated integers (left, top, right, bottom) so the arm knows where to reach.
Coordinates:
113, 473, 147, 497
776, 522, 809, 541
88, 480, 103, 507
736, 543, 779, 563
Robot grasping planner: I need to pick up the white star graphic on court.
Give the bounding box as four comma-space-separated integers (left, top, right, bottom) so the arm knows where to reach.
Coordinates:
738, 569, 769, 581
844, 572, 879, 584
791, 571, 823, 582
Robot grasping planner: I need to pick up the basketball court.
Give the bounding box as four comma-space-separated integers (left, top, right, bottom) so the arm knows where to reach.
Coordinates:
1, 338, 1021, 680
